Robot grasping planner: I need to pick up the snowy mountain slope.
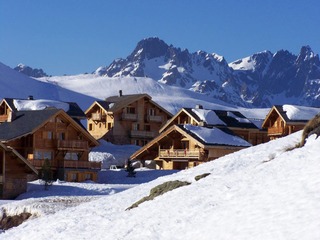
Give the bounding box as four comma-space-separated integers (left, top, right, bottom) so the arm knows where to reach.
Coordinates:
94, 37, 320, 108
37, 74, 237, 114
0, 62, 96, 110
2, 131, 320, 239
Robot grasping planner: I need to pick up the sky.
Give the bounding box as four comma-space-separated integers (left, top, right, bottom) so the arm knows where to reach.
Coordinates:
0, 0, 319, 76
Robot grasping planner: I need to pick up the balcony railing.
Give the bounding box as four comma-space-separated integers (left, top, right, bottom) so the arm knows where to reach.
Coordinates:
57, 140, 88, 150
131, 130, 156, 138
268, 127, 285, 135
122, 113, 137, 121
0, 115, 8, 122
92, 113, 106, 121
147, 115, 163, 122
159, 149, 200, 159
27, 159, 101, 169
59, 160, 101, 169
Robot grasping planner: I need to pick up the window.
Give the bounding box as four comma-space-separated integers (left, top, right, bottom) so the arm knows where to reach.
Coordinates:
126, 106, 135, 114
70, 173, 77, 182
148, 108, 156, 116
89, 123, 93, 131
34, 151, 52, 160
133, 123, 139, 131
43, 131, 53, 139
64, 152, 79, 160
85, 173, 92, 180
134, 139, 139, 146
58, 132, 65, 140
107, 122, 112, 130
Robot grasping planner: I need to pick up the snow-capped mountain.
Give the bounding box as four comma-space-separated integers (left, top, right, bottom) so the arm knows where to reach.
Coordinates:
95, 37, 320, 108
14, 63, 48, 78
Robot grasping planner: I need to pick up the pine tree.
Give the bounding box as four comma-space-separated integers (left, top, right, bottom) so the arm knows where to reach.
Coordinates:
38, 158, 54, 190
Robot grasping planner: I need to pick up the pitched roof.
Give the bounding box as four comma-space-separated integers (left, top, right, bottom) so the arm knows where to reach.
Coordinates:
0, 108, 99, 147
0, 108, 60, 141
178, 124, 252, 147
262, 105, 320, 128
130, 124, 251, 160
86, 93, 172, 117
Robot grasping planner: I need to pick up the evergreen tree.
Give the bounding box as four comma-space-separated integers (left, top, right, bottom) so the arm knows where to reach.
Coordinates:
38, 158, 54, 190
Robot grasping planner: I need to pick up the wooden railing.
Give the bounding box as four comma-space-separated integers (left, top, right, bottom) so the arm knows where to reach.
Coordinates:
147, 115, 163, 122
92, 113, 106, 121
59, 160, 101, 169
268, 127, 285, 135
122, 113, 137, 120
159, 149, 200, 158
57, 140, 88, 150
131, 130, 156, 138
0, 115, 8, 122
28, 159, 101, 169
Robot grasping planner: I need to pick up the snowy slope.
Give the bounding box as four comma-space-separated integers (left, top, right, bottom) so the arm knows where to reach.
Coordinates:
0, 62, 96, 110
1, 131, 320, 239
37, 74, 238, 114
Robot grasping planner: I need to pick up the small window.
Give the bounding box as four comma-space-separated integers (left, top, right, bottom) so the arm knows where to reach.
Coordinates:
107, 122, 112, 130
43, 131, 53, 139
34, 151, 52, 160
85, 173, 92, 180
148, 108, 156, 116
58, 132, 65, 140
89, 123, 93, 131
65, 152, 78, 160
70, 173, 77, 182
133, 123, 139, 131
127, 106, 135, 114
134, 139, 139, 146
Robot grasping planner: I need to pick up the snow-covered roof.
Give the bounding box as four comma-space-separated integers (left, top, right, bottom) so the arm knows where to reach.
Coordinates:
191, 108, 226, 125
283, 104, 320, 121
183, 124, 251, 147
13, 99, 70, 112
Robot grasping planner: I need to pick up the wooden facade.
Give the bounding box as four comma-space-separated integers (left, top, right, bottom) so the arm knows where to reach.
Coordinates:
85, 92, 172, 146
0, 98, 100, 186
0, 143, 38, 199
261, 105, 310, 140
130, 125, 249, 170
159, 107, 269, 146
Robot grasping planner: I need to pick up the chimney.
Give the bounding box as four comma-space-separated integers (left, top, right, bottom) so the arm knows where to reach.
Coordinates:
119, 90, 123, 97
195, 104, 203, 109
28, 95, 34, 100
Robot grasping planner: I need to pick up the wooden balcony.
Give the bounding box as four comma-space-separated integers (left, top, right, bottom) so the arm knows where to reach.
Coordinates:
131, 130, 156, 138
28, 159, 101, 170
268, 127, 285, 135
92, 113, 106, 121
159, 149, 200, 159
122, 113, 137, 121
57, 140, 88, 150
0, 115, 8, 122
59, 160, 101, 169
147, 115, 163, 122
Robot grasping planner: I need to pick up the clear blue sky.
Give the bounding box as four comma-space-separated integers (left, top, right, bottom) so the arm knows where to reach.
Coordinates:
1, 0, 319, 76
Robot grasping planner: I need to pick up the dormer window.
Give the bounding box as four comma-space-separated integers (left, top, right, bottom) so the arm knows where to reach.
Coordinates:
148, 108, 156, 116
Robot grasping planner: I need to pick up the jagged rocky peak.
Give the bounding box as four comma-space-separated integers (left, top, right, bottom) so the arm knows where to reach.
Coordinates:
229, 50, 273, 71
296, 45, 320, 65
130, 37, 170, 60
14, 64, 48, 78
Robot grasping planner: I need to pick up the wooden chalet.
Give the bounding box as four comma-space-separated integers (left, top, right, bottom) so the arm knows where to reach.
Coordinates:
130, 124, 251, 170
85, 91, 172, 146
0, 98, 100, 185
159, 105, 269, 145
262, 105, 320, 140
0, 142, 38, 199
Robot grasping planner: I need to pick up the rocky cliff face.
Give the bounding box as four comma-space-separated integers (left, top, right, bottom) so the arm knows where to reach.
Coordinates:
14, 64, 48, 78
94, 37, 320, 108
